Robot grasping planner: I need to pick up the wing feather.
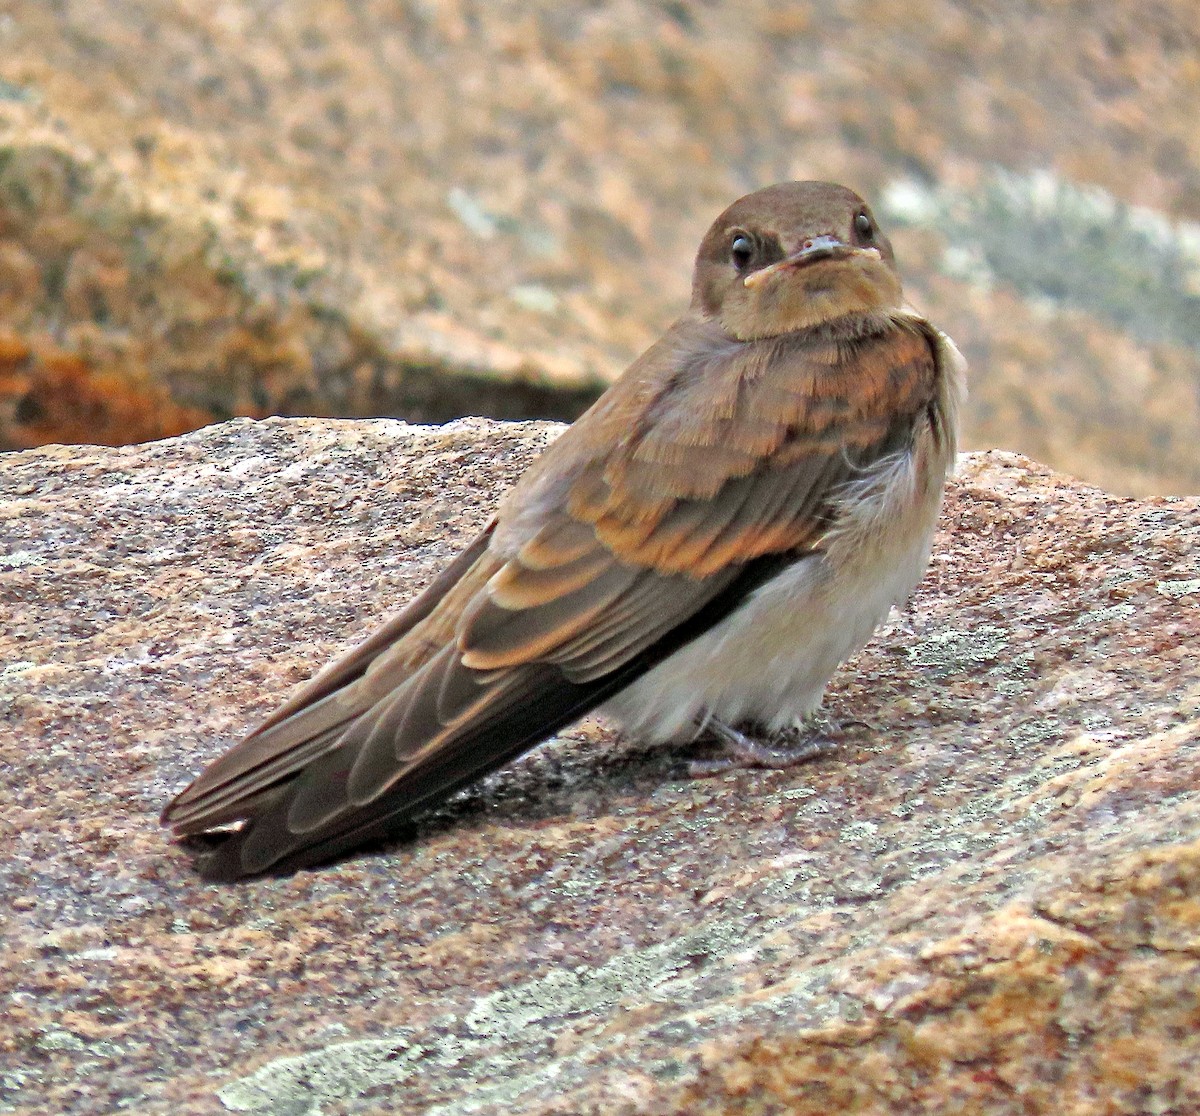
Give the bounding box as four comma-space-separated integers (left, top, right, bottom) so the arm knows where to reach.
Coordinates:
164, 312, 948, 878
162, 523, 499, 820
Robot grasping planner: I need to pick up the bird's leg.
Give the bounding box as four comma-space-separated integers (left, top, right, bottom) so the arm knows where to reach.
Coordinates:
688, 717, 840, 777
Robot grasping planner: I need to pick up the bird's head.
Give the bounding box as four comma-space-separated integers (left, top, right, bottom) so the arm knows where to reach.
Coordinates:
691, 181, 903, 341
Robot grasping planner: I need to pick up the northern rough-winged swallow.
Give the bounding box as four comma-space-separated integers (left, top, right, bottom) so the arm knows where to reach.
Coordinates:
163, 181, 966, 879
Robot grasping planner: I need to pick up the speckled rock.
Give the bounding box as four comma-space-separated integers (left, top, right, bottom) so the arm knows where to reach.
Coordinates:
1, 2, 1199, 494
1, 418, 1198, 1115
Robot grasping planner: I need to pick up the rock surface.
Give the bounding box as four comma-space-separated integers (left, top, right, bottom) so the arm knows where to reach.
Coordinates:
1, 418, 1198, 1114
1, 3, 1199, 494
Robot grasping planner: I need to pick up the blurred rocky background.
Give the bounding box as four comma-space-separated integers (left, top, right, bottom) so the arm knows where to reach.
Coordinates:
0, 0, 1197, 495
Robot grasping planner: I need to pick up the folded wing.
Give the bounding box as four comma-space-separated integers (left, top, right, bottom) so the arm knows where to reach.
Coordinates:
162, 315, 941, 878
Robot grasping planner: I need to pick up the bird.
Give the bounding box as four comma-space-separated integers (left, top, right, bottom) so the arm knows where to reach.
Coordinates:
162, 181, 965, 880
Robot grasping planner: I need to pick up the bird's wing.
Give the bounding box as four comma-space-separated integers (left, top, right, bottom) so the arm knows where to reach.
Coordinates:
163, 316, 941, 878
162, 522, 498, 826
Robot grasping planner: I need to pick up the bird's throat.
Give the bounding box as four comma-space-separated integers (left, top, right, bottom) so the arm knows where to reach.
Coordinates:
723, 262, 902, 341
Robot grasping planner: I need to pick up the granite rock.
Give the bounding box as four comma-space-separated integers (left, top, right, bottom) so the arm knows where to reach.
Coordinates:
1, 2, 1199, 494
1, 418, 1197, 1114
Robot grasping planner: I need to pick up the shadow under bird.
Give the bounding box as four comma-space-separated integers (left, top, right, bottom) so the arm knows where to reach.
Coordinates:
162, 181, 966, 880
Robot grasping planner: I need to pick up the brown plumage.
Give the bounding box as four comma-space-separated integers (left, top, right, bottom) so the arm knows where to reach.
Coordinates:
162, 181, 965, 879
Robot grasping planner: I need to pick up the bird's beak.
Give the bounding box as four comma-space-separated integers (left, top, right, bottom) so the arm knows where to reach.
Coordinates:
743, 236, 882, 288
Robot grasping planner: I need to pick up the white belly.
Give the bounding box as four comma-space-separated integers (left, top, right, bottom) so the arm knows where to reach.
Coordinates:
602, 444, 949, 742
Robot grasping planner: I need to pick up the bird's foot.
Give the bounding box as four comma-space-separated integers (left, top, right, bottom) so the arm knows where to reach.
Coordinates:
687, 717, 840, 778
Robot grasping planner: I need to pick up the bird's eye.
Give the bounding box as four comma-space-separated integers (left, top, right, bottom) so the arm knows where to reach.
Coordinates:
730, 234, 754, 269
854, 212, 874, 241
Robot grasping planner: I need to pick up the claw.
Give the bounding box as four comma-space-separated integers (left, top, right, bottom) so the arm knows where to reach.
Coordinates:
687, 718, 839, 777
